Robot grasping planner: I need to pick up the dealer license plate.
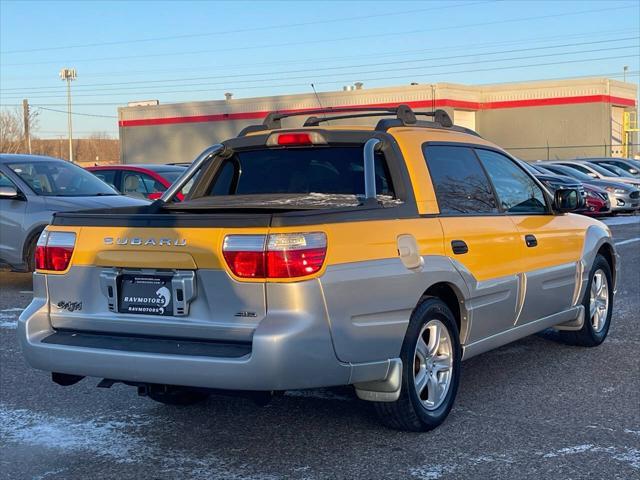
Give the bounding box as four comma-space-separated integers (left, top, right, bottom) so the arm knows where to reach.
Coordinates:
118, 274, 173, 316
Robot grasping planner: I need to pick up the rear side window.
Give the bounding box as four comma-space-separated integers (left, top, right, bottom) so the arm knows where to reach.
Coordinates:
91, 170, 117, 189
475, 149, 547, 214
423, 145, 497, 215
0, 171, 16, 188
206, 147, 394, 197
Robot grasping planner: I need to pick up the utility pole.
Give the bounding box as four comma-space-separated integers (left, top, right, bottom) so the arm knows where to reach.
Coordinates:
623, 65, 629, 83
22, 99, 32, 154
59, 68, 77, 162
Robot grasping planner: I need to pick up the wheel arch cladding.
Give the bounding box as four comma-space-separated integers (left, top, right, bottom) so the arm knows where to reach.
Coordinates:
596, 242, 616, 286
421, 282, 465, 342
581, 224, 618, 295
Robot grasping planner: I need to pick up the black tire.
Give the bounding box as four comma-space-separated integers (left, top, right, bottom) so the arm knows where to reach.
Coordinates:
25, 234, 39, 272
559, 254, 613, 347
146, 384, 210, 406
374, 297, 461, 432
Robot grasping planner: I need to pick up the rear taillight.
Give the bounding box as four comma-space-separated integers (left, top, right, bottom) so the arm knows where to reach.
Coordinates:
35, 231, 76, 272
223, 232, 327, 279
222, 235, 266, 279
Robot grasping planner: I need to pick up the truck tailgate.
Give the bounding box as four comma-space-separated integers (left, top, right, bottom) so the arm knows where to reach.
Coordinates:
45, 217, 271, 343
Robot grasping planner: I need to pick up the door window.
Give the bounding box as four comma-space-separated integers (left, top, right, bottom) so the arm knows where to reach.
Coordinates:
122, 172, 149, 198
91, 170, 117, 190
475, 149, 547, 214
0, 171, 16, 188
559, 163, 596, 176
423, 145, 498, 215
138, 173, 167, 194
121, 171, 167, 199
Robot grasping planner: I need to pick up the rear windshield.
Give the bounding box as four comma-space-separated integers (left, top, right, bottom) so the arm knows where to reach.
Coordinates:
204, 147, 395, 197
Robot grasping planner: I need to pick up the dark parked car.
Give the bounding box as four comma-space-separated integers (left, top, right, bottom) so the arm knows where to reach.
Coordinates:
541, 163, 639, 214
0, 154, 148, 271
579, 158, 639, 177
551, 161, 640, 189
86, 164, 189, 201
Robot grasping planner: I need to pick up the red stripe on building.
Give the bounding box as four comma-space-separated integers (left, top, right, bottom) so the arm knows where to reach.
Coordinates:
118, 95, 636, 127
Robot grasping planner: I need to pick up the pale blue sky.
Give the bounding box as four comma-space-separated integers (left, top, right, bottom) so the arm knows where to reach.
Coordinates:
1, 0, 638, 137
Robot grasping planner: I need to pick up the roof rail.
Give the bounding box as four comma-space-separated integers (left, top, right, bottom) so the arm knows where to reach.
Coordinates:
237, 104, 456, 136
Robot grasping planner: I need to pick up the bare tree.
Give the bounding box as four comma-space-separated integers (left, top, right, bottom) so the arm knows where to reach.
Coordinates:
0, 107, 39, 153
0, 109, 23, 153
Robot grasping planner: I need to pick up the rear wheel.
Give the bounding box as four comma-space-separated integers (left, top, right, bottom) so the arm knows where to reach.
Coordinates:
560, 254, 613, 347
145, 384, 210, 406
25, 234, 39, 272
374, 297, 461, 431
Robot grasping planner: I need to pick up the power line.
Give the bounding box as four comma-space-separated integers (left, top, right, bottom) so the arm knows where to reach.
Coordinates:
2, 5, 634, 67
4, 36, 637, 93
3, 47, 637, 100
36, 106, 117, 118
0, 1, 491, 54
1, 28, 631, 82
2, 71, 637, 109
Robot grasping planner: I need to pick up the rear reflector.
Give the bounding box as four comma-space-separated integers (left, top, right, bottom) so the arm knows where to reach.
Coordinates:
223, 232, 327, 279
35, 231, 76, 272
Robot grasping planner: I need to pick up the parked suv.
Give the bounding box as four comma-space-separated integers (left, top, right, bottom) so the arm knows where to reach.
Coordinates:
19, 106, 617, 431
0, 155, 148, 271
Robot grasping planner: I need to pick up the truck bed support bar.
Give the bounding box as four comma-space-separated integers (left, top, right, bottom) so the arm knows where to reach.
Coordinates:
364, 138, 381, 201
160, 144, 228, 204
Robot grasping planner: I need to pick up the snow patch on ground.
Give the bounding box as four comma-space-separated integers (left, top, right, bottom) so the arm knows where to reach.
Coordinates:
409, 443, 640, 479
0, 405, 277, 479
410, 454, 512, 479
542, 444, 640, 469
0, 308, 22, 329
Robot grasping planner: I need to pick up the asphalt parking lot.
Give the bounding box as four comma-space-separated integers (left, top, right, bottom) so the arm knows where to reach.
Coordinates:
1, 217, 638, 480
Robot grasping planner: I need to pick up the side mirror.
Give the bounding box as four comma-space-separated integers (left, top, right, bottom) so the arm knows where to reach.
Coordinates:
554, 188, 581, 212
0, 186, 20, 199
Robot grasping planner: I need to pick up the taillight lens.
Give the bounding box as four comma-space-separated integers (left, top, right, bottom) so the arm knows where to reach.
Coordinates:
35, 231, 76, 272
223, 232, 327, 279
266, 233, 327, 278
222, 235, 266, 278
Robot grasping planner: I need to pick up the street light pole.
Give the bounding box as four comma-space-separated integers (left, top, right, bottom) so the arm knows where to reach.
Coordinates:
59, 68, 77, 162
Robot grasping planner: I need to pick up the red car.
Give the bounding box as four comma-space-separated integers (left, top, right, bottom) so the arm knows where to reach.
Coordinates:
581, 184, 611, 216
87, 164, 188, 201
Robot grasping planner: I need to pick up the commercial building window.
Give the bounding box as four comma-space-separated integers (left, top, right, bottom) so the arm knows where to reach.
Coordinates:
423, 145, 498, 215
475, 149, 547, 214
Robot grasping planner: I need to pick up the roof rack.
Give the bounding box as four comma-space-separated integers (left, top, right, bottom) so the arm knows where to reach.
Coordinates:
237, 104, 467, 136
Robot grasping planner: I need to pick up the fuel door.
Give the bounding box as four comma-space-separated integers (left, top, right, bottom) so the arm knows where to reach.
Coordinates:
397, 234, 423, 271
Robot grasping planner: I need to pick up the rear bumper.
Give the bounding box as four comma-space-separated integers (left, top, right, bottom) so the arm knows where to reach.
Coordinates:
18, 275, 390, 391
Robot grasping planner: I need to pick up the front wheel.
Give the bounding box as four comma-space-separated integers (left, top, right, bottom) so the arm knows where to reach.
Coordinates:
560, 254, 613, 347
374, 297, 461, 432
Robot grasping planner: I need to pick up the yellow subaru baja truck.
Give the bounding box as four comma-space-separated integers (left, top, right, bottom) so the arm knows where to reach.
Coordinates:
19, 106, 618, 431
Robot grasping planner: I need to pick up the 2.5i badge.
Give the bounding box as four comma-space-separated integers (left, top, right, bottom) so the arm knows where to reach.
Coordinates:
118, 275, 173, 316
